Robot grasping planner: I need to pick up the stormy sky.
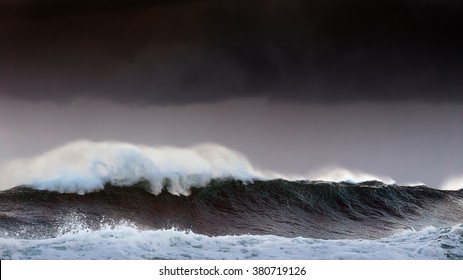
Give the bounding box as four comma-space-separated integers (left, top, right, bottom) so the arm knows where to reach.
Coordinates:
0, 0, 462, 188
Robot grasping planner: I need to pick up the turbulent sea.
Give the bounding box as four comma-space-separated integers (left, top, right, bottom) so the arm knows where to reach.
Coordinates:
1, 179, 462, 260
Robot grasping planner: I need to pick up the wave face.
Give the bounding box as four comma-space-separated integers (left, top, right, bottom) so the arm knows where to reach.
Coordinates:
1, 179, 462, 242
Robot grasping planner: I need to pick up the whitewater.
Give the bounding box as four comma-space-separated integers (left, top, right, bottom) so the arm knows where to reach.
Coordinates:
1, 222, 462, 260
0, 140, 398, 194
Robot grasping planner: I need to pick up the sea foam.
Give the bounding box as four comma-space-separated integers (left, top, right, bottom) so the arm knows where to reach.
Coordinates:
442, 175, 463, 191
1, 140, 441, 194
0, 140, 269, 194
1, 222, 461, 260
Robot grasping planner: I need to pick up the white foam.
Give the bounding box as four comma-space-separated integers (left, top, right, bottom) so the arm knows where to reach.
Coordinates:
441, 175, 463, 191
0, 140, 403, 194
0, 140, 268, 194
1, 223, 461, 260
306, 166, 395, 184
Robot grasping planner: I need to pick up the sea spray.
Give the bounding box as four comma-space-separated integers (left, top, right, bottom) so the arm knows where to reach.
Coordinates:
0, 140, 402, 194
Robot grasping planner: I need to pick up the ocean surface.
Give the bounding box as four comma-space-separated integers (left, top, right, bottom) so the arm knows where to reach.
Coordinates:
1, 179, 462, 260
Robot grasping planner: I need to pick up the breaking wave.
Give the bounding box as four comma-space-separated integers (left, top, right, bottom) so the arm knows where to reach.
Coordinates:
0, 140, 269, 195
0, 140, 402, 194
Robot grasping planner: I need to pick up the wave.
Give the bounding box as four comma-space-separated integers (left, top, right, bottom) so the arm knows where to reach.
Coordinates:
1, 222, 462, 260
0, 140, 406, 194
2, 140, 460, 192
2, 140, 461, 260
1, 179, 462, 240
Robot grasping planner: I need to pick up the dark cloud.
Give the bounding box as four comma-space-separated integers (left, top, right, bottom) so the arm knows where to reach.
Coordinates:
1, 0, 463, 104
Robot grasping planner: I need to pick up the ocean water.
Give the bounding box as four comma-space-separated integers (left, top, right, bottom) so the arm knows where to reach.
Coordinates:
0, 141, 462, 260
1, 179, 462, 260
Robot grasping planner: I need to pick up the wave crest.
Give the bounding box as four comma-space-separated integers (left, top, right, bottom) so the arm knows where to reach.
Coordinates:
306, 166, 395, 184
441, 175, 463, 191
0, 140, 265, 194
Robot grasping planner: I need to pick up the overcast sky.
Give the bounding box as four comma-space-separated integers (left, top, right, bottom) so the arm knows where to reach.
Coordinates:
0, 0, 462, 188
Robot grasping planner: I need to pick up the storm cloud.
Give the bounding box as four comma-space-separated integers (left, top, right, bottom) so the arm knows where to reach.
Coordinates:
1, 0, 463, 105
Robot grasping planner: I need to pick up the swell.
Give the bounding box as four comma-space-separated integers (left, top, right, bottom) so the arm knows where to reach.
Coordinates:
0, 179, 462, 239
